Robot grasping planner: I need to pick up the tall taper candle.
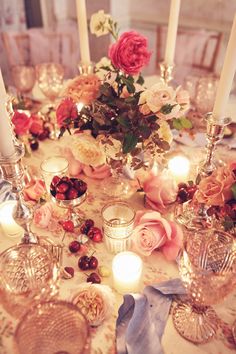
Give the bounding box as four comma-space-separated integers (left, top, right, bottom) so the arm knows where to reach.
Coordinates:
76, 0, 91, 65
0, 69, 15, 157
165, 0, 181, 65
212, 14, 236, 123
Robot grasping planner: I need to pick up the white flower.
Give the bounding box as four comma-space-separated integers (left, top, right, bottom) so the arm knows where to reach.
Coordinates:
95, 56, 111, 70
157, 121, 173, 145
95, 57, 116, 84
144, 82, 176, 113
90, 10, 111, 37
70, 134, 106, 167
71, 283, 115, 326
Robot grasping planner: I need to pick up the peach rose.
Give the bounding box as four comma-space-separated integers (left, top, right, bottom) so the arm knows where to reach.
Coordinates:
132, 210, 183, 260
196, 166, 235, 206
83, 164, 111, 179
33, 202, 53, 229
64, 74, 101, 105
143, 170, 178, 212
56, 98, 78, 128
143, 82, 176, 113
24, 179, 46, 201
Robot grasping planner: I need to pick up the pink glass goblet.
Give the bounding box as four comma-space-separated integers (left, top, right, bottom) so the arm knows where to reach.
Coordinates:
11, 65, 36, 97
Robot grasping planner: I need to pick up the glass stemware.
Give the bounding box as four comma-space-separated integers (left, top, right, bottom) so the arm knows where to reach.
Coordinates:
11, 65, 36, 98
172, 228, 236, 344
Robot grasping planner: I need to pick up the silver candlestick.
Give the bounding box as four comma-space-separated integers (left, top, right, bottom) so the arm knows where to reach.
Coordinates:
78, 62, 95, 75
159, 61, 175, 84
0, 143, 37, 244
199, 113, 231, 178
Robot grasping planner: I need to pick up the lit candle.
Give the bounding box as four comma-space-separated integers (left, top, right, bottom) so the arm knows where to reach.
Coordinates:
165, 0, 181, 65
40, 156, 69, 193
76, 0, 91, 65
168, 155, 190, 183
112, 252, 143, 294
0, 69, 15, 157
0, 201, 23, 238
212, 14, 236, 123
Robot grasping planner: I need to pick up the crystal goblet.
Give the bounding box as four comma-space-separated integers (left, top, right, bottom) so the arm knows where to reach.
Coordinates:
11, 65, 36, 97
173, 228, 236, 344
14, 300, 90, 354
0, 243, 59, 318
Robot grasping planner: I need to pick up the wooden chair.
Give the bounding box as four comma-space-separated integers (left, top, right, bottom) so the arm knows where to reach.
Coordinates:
156, 25, 222, 78
1, 31, 31, 67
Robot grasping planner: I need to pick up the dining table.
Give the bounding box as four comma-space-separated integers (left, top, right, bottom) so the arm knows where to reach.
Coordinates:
0, 79, 236, 354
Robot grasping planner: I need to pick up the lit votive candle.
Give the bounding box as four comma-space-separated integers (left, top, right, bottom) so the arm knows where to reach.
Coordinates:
168, 155, 190, 183
0, 201, 23, 238
40, 156, 69, 193
112, 251, 143, 294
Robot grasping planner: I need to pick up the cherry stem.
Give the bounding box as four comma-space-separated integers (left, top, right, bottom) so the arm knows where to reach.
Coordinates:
61, 231, 66, 243
90, 251, 96, 257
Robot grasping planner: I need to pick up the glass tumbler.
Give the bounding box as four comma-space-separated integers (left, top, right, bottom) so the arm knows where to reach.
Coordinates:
40, 156, 69, 193
102, 201, 135, 254
14, 300, 90, 354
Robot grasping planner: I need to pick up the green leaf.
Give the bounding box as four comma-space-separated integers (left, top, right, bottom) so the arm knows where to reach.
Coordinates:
160, 103, 176, 115
138, 125, 151, 139
223, 216, 234, 231
180, 117, 193, 129
120, 76, 135, 94
136, 75, 144, 85
172, 118, 183, 130
147, 115, 158, 123
117, 116, 131, 128
231, 183, 236, 200
123, 133, 138, 154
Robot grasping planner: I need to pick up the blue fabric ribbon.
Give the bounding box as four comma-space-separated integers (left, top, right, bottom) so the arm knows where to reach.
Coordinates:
116, 278, 186, 354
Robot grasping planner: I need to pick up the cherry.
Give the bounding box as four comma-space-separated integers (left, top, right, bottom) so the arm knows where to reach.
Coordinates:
89, 256, 98, 270
67, 187, 78, 200
78, 256, 90, 271
178, 189, 189, 203
56, 182, 69, 194
64, 266, 75, 277
51, 176, 60, 187
85, 219, 94, 229
88, 227, 103, 242
29, 139, 39, 151
69, 241, 80, 253
55, 192, 66, 200
73, 180, 87, 196
178, 182, 188, 190
38, 128, 50, 141
187, 186, 197, 199
87, 272, 101, 284
80, 223, 90, 235
61, 220, 74, 232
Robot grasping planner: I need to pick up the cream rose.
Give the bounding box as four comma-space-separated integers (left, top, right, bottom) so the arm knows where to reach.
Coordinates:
145, 82, 176, 113
90, 10, 111, 37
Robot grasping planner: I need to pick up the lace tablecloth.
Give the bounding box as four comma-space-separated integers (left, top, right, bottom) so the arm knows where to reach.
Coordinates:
0, 138, 236, 354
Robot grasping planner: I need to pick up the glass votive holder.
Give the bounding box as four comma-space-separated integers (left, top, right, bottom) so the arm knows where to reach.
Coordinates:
101, 201, 135, 254
168, 155, 190, 183
40, 156, 69, 193
0, 200, 24, 238
112, 251, 143, 294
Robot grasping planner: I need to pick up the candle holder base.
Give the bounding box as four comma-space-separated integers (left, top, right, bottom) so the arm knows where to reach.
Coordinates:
78, 62, 95, 75
159, 61, 175, 84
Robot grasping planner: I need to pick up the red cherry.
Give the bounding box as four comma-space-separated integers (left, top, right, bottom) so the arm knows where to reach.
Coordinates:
80, 223, 90, 235
55, 192, 66, 200
69, 241, 80, 253
62, 220, 74, 232
178, 182, 188, 190
87, 272, 101, 284
61, 176, 70, 183
88, 227, 103, 242
67, 187, 78, 200
89, 256, 98, 269
78, 256, 90, 270
73, 179, 87, 195
51, 176, 60, 187
56, 182, 69, 194
85, 219, 94, 229
187, 186, 197, 199
64, 266, 74, 277
30, 139, 39, 151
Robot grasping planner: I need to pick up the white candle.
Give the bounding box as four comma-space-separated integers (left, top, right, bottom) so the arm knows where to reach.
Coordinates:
112, 252, 143, 294
0, 201, 23, 238
168, 155, 190, 183
76, 0, 91, 65
0, 69, 15, 157
212, 14, 236, 123
40, 156, 69, 193
165, 0, 181, 65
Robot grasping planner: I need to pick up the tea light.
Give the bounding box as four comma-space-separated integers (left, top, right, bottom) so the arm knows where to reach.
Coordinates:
168, 155, 190, 182
0, 201, 23, 238
112, 252, 143, 294
40, 156, 69, 193
102, 202, 135, 254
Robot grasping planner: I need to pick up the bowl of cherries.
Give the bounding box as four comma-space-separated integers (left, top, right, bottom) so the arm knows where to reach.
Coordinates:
50, 176, 87, 226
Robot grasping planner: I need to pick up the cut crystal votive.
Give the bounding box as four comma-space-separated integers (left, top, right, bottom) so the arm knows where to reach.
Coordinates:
0, 243, 59, 318
102, 201, 135, 254
14, 300, 90, 354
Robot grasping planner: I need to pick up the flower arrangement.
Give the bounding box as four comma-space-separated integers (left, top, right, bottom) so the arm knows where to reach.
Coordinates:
56, 11, 191, 170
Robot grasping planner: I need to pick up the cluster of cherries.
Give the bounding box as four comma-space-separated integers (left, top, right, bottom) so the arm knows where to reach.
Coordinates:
78, 254, 101, 284
50, 176, 87, 201
176, 182, 197, 203
29, 127, 50, 151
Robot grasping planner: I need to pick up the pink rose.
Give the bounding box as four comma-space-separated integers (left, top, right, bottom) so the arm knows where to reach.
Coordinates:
83, 164, 111, 179
12, 111, 31, 136
109, 31, 151, 75
56, 98, 78, 128
196, 166, 235, 206
132, 210, 183, 260
33, 202, 53, 228
143, 170, 178, 212
29, 114, 44, 136
24, 179, 46, 201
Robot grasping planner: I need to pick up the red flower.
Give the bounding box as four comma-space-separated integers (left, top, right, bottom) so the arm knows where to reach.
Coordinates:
109, 31, 151, 75
56, 98, 78, 128
29, 114, 44, 136
12, 111, 31, 136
